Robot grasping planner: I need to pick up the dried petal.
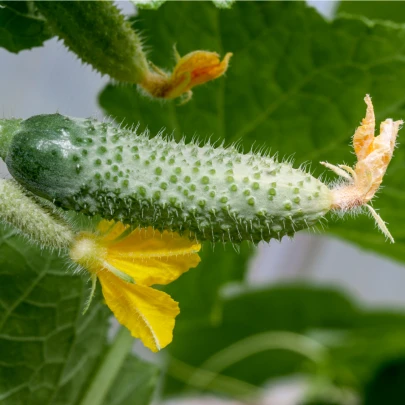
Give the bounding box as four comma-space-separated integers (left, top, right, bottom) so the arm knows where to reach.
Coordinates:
321, 95, 402, 242
140, 50, 232, 100
353, 95, 402, 201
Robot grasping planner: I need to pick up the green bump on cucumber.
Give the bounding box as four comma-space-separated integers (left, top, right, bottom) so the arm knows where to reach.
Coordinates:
0, 114, 333, 243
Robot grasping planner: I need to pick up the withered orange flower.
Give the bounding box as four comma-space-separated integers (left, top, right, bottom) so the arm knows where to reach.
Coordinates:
140, 49, 233, 102
321, 95, 402, 242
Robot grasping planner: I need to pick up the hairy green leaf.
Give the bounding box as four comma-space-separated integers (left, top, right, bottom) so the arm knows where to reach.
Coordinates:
0, 224, 109, 404
0, 1, 52, 52
0, 225, 159, 405
99, 1, 405, 263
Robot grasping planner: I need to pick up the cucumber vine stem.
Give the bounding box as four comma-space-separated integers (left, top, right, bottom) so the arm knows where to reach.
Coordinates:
79, 327, 134, 405
34, 1, 231, 101
186, 331, 328, 391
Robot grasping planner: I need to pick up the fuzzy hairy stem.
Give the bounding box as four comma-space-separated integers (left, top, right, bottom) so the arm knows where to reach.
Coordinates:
0, 179, 74, 250
35, 0, 149, 83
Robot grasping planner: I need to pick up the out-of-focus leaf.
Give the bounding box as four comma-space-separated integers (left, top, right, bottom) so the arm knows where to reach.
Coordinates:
326, 327, 405, 390
164, 284, 359, 395
363, 357, 405, 405
0, 1, 52, 52
99, 1, 405, 263
0, 1, 30, 14
162, 283, 405, 398
165, 242, 254, 327
131, 0, 234, 10
337, 1, 405, 23
130, 0, 167, 10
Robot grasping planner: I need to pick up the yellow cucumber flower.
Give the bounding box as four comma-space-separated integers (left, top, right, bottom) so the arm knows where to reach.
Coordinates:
70, 220, 201, 352
140, 48, 233, 102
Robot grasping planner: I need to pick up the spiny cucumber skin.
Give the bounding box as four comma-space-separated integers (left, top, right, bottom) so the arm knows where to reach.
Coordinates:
4, 114, 333, 243
35, 1, 148, 83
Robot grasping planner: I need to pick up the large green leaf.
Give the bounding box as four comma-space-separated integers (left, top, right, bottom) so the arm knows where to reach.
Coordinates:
0, 1, 52, 52
0, 224, 109, 404
337, 1, 405, 24
131, 0, 235, 10
99, 1, 405, 263
0, 225, 159, 405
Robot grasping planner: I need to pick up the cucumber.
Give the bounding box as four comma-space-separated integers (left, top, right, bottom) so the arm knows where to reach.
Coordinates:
1, 114, 332, 243
35, 1, 149, 83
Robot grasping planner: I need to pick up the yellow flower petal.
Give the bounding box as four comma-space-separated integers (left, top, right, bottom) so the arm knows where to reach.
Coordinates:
98, 269, 179, 352
70, 221, 202, 351
140, 50, 232, 100
71, 222, 201, 286
104, 226, 201, 286
97, 220, 128, 242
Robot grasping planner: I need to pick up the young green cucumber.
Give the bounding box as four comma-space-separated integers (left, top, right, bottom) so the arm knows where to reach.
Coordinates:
0, 114, 332, 243
35, 1, 149, 83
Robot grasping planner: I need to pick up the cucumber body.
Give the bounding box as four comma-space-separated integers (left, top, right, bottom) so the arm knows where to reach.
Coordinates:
4, 114, 332, 243
35, 1, 148, 83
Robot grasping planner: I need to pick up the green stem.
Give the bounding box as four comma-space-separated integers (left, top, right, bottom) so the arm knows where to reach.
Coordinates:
79, 327, 134, 405
168, 357, 262, 400
186, 331, 328, 390
0, 179, 74, 249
